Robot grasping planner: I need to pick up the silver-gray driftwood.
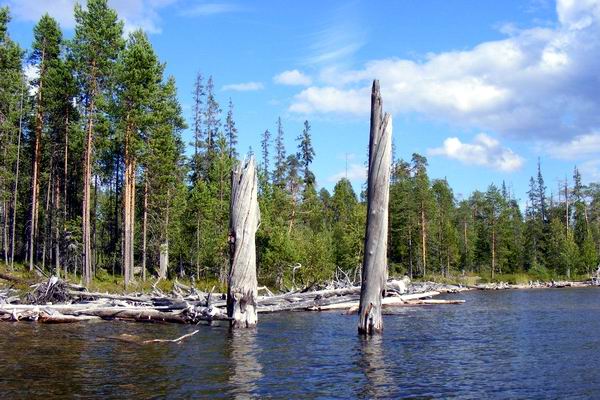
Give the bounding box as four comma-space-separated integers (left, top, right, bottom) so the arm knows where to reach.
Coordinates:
228, 156, 260, 328
358, 80, 392, 334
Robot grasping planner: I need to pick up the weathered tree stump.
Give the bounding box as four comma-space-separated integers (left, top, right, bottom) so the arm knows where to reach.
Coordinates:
228, 156, 260, 328
358, 80, 392, 334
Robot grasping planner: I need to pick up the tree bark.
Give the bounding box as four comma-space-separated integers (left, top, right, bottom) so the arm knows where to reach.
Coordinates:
82, 91, 95, 286
142, 177, 148, 281
123, 119, 135, 287
421, 206, 427, 276
228, 156, 260, 328
358, 80, 392, 335
29, 93, 43, 270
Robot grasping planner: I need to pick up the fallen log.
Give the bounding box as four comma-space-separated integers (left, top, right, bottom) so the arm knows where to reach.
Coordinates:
309, 291, 442, 311
0, 303, 231, 324
0, 272, 27, 284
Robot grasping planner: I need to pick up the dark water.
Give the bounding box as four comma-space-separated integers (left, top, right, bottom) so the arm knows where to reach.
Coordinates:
1, 288, 600, 399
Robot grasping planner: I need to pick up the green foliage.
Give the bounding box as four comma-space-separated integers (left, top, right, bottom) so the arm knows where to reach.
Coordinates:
5, 2, 600, 289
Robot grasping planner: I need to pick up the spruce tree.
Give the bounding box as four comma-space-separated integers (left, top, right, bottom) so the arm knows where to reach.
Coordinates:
224, 98, 238, 159
273, 117, 286, 187
297, 120, 315, 186
191, 71, 205, 183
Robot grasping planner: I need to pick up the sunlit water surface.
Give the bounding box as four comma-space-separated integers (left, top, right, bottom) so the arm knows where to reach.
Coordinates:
1, 288, 600, 399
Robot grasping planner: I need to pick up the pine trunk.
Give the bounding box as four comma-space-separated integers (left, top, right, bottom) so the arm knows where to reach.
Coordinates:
10, 89, 24, 270
142, 178, 148, 281
421, 207, 427, 276
29, 50, 45, 272
123, 120, 136, 287
82, 93, 95, 286
491, 225, 496, 280
228, 156, 260, 328
358, 80, 392, 335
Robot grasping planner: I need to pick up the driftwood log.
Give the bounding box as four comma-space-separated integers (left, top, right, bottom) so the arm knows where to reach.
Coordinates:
228, 156, 260, 328
0, 274, 467, 325
358, 80, 392, 335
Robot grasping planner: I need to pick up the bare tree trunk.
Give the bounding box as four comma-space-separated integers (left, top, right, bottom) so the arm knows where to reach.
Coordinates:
159, 243, 169, 279
196, 217, 200, 280
55, 174, 61, 277
123, 121, 136, 287
2, 201, 7, 266
358, 80, 392, 335
421, 206, 427, 276
565, 178, 569, 234
82, 92, 95, 286
41, 169, 52, 270
10, 88, 24, 271
142, 177, 148, 281
159, 189, 171, 279
491, 225, 496, 280
228, 156, 260, 328
29, 49, 46, 272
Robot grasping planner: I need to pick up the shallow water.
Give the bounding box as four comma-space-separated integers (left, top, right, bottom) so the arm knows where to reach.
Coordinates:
1, 288, 600, 399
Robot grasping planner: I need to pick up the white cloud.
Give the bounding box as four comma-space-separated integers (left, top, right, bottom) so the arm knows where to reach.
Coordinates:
182, 3, 240, 16
2, 0, 212, 34
289, 0, 600, 145
304, 3, 365, 67
23, 63, 39, 96
579, 159, 600, 181
327, 163, 367, 183
222, 82, 264, 92
428, 133, 524, 172
290, 86, 368, 114
273, 70, 312, 86
543, 132, 600, 159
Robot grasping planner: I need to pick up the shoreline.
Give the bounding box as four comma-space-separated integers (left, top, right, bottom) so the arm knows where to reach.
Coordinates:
409, 279, 597, 294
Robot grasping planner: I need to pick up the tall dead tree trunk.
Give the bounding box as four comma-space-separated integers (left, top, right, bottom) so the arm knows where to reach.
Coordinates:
10, 86, 24, 270
358, 80, 392, 335
228, 156, 260, 329
142, 177, 148, 281
123, 120, 135, 287
82, 92, 95, 286
29, 70, 44, 271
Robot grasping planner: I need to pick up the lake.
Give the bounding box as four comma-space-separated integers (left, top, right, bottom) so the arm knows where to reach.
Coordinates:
1, 288, 600, 399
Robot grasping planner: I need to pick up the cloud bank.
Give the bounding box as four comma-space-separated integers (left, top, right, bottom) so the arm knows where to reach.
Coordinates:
289, 0, 600, 146
428, 134, 524, 172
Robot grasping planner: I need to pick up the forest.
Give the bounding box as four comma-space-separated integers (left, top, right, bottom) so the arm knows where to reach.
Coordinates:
0, 0, 599, 291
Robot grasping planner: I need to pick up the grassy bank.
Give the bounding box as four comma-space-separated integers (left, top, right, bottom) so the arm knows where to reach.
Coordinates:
411, 271, 591, 287
0, 262, 226, 295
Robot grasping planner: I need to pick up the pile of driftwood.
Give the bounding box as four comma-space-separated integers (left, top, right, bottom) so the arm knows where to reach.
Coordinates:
0, 275, 465, 324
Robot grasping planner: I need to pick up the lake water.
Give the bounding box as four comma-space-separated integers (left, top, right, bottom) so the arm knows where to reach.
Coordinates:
1, 288, 600, 399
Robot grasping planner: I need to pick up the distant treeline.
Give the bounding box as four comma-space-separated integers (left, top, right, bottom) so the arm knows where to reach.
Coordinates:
0, 1, 596, 288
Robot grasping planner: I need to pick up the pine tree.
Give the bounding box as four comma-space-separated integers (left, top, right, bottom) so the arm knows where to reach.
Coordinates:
72, 0, 123, 285
145, 76, 186, 279
114, 29, 163, 286
0, 7, 25, 268
28, 14, 62, 271
412, 153, 433, 276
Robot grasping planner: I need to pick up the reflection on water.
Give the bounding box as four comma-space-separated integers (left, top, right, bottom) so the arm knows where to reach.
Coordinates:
1, 288, 600, 398
357, 334, 393, 399
226, 329, 263, 399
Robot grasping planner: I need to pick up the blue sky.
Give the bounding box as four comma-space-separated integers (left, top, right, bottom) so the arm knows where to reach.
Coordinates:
4, 0, 600, 203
